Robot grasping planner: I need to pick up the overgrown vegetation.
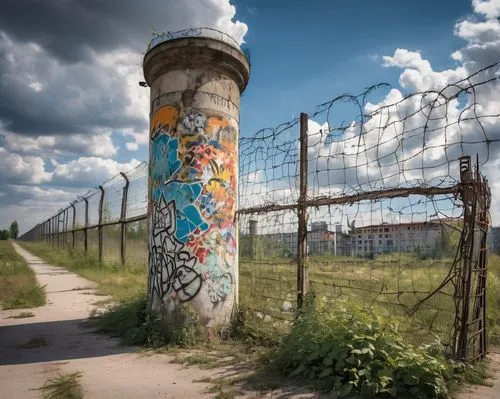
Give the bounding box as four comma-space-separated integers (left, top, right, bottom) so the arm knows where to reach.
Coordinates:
486, 253, 500, 345
0, 241, 45, 309
270, 297, 462, 398
38, 372, 84, 399
8, 311, 35, 319
89, 294, 208, 348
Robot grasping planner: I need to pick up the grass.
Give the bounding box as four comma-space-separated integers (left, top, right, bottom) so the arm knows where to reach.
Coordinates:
0, 240, 46, 309
8, 311, 35, 319
38, 372, 84, 399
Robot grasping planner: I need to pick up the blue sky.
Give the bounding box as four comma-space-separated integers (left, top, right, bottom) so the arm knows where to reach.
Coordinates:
236, 0, 472, 136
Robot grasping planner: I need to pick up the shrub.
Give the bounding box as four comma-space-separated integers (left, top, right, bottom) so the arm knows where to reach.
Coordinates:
273, 298, 457, 398
90, 293, 205, 348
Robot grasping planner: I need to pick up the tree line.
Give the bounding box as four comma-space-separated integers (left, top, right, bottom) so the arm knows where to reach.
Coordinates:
0, 221, 19, 240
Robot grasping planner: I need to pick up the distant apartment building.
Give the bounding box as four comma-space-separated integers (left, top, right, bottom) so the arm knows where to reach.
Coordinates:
244, 220, 351, 258
351, 222, 442, 256
489, 226, 500, 254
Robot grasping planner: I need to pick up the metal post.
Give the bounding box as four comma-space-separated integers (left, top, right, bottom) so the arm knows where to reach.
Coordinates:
98, 186, 104, 263
56, 211, 61, 249
53, 216, 57, 247
119, 172, 129, 268
83, 196, 89, 255
454, 156, 475, 360
70, 202, 76, 249
65, 206, 69, 248
62, 208, 67, 248
47, 219, 51, 246
297, 112, 309, 312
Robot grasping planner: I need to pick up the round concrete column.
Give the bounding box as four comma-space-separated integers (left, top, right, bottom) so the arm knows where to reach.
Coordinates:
143, 32, 250, 333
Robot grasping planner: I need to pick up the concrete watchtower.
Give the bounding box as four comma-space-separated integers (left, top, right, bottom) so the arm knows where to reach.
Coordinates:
143, 29, 250, 334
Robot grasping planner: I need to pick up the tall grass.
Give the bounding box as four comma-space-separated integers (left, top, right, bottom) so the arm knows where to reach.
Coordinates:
0, 240, 45, 309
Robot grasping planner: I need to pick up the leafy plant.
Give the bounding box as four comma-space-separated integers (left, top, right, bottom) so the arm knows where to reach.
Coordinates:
273, 297, 458, 398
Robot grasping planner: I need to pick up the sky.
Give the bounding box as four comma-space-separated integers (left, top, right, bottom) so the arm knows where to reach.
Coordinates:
0, 0, 499, 234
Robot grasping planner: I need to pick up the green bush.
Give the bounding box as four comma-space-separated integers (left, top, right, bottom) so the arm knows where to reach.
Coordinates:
90, 293, 205, 348
273, 298, 458, 398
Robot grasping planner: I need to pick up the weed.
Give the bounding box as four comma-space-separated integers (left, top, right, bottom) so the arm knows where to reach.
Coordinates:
89, 295, 161, 346
8, 311, 35, 319
20, 336, 48, 349
38, 372, 84, 399
171, 353, 216, 368
208, 380, 237, 399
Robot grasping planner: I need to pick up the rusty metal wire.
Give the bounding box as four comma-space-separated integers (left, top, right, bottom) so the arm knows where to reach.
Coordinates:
238, 63, 498, 356
20, 64, 499, 359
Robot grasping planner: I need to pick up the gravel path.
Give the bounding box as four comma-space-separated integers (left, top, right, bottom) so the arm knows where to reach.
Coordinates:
0, 243, 214, 399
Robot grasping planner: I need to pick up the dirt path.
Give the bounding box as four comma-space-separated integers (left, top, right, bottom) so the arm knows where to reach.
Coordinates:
456, 351, 500, 399
0, 243, 215, 399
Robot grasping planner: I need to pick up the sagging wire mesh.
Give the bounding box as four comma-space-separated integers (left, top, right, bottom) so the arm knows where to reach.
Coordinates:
238, 63, 499, 354
306, 196, 463, 347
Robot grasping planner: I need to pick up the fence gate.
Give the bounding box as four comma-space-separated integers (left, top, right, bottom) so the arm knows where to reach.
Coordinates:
453, 156, 491, 361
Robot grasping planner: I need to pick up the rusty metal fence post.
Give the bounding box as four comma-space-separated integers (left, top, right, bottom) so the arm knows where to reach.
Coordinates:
120, 172, 129, 268
81, 196, 89, 256
453, 155, 491, 361
65, 206, 69, 248
56, 211, 61, 249
98, 186, 105, 263
297, 112, 309, 312
70, 201, 76, 249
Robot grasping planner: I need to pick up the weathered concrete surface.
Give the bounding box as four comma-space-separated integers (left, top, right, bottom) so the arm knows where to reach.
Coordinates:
0, 243, 214, 399
144, 36, 250, 331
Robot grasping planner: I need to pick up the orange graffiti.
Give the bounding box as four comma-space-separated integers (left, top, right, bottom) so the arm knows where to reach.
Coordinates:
205, 116, 229, 134
150, 106, 179, 136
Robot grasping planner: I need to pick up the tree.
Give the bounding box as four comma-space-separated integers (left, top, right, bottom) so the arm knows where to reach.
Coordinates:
0, 230, 10, 240
9, 221, 19, 239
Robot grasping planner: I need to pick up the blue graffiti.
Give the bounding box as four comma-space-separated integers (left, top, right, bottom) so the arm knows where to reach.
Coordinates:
151, 132, 209, 243
151, 134, 181, 182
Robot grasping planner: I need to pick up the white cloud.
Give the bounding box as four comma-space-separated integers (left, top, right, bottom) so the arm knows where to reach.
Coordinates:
472, 0, 500, 19
125, 142, 139, 151
2, 132, 117, 157
0, 147, 52, 184
52, 157, 141, 185
0, 185, 79, 233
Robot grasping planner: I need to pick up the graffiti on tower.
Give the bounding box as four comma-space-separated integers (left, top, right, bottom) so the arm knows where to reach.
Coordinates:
149, 105, 237, 308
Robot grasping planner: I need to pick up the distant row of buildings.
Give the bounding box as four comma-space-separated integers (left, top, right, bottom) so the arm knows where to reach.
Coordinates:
489, 226, 500, 254
243, 220, 500, 258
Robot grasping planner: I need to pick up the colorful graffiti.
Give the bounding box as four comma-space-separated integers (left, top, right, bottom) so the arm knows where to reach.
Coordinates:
149, 194, 202, 302
149, 105, 237, 308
